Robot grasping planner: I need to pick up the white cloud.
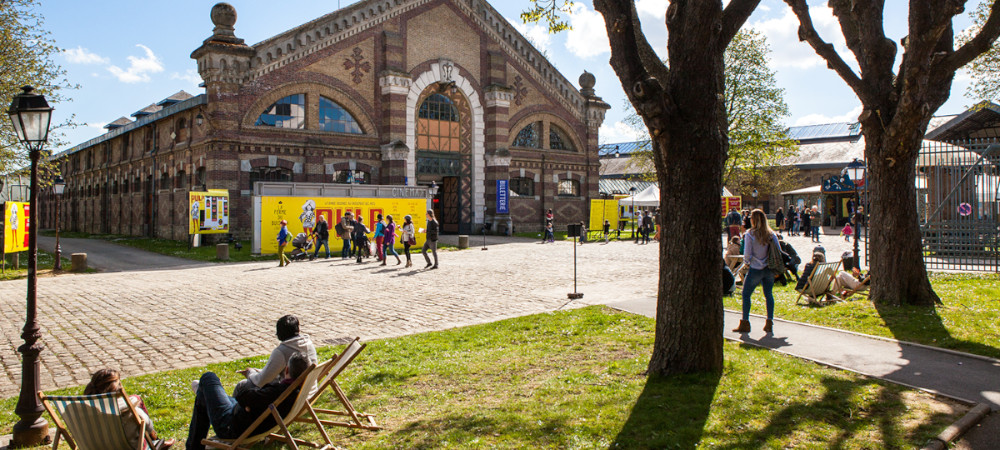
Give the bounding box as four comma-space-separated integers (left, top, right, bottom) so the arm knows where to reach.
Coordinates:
600, 120, 648, 145
635, 0, 668, 19
107, 44, 164, 83
565, 3, 610, 59
86, 122, 108, 130
508, 16, 552, 53
794, 105, 862, 126
171, 69, 203, 86
752, 3, 855, 70
64, 46, 109, 64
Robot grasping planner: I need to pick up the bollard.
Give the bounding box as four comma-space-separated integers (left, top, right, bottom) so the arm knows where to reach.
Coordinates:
71, 253, 88, 272
458, 235, 469, 249
216, 243, 230, 261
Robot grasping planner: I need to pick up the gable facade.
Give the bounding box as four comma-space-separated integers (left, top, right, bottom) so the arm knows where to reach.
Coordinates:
45, 0, 610, 239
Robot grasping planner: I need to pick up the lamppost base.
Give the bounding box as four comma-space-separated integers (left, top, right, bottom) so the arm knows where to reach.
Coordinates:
567, 292, 584, 299
10, 417, 50, 448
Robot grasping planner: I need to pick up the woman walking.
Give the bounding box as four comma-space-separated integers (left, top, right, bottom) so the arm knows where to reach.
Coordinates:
373, 213, 386, 262
401, 215, 416, 267
774, 207, 784, 237
733, 209, 781, 334
422, 209, 440, 269
277, 219, 291, 267
381, 214, 402, 266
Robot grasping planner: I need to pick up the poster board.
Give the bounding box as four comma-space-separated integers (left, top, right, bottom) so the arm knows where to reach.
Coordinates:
589, 199, 620, 231
721, 196, 742, 217
258, 196, 427, 254
3, 202, 30, 253
189, 190, 230, 234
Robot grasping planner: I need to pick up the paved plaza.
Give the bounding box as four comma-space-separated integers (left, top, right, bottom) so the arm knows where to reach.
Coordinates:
0, 231, 864, 398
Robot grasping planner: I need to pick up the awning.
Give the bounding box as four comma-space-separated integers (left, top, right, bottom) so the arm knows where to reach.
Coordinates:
781, 185, 822, 196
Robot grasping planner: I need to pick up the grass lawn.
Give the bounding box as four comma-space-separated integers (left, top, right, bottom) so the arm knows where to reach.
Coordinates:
725, 272, 1000, 360
0, 250, 74, 281
1, 307, 963, 448
39, 230, 274, 263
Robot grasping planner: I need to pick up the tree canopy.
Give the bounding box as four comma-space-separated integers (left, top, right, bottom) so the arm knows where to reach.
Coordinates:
963, 1, 1000, 102
1, 0, 76, 178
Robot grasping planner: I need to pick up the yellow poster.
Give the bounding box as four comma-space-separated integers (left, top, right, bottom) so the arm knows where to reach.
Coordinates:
589, 199, 620, 231
260, 196, 427, 254
3, 202, 29, 253
189, 190, 230, 234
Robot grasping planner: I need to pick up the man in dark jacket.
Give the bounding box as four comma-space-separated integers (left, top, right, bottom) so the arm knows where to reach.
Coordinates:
185, 353, 310, 449
311, 215, 330, 259
725, 208, 742, 241
353, 217, 370, 263
422, 209, 440, 269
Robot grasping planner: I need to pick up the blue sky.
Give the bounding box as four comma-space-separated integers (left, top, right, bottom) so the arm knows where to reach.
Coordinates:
37, 0, 979, 151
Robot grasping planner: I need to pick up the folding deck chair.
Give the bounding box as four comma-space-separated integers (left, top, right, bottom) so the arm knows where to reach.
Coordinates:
795, 260, 843, 305
202, 362, 334, 450
303, 337, 381, 432
40, 389, 154, 450
840, 273, 871, 300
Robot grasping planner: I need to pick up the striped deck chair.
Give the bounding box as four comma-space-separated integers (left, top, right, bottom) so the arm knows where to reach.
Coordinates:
304, 337, 380, 432
795, 260, 843, 305
202, 362, 334, 450
40, 389, 152, 450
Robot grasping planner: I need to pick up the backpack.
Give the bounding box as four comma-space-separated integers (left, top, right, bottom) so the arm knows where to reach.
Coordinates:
334, 221, 345, 235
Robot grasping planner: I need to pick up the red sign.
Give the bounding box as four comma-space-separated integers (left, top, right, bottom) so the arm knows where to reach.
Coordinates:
721, 196, 741, 217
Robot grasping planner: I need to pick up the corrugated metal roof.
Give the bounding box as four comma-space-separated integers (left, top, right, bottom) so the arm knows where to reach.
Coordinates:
156, 90, 195, 106
599, 179, 656, 195
131, 103, 162, 118
598, 140, 651, 157
104, 117, 132, 129
786, 122, 861, 141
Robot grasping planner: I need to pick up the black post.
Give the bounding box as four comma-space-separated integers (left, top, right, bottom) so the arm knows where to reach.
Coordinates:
11, 148, 50, 447
853, 188, 860, 268
53, 196, 61, 271
631, 197, 636, 243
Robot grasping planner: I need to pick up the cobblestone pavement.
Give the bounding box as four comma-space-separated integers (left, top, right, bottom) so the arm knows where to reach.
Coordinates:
0, 230, 863, 398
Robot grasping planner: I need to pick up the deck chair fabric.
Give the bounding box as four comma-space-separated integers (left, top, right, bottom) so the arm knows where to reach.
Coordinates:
796, 261, 843, 305
840, 274, 871, 300
40, 390, 150, 450
202, 363, 333, 450
305, 337, 380, 431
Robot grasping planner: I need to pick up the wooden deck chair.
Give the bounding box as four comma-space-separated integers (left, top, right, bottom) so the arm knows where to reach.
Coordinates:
202, 363, 334, 450
303, 337, 381, 431
733, 262, 750, 285
840, 274, 871, 300
40, 389, 153, 450
795, 260, 843, 305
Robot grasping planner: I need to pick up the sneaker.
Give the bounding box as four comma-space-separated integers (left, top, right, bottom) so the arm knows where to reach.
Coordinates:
191, 380, 199, 394
431, 265, 439, 269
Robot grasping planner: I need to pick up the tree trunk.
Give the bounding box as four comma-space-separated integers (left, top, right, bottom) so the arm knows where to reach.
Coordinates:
864, 125, 941, 306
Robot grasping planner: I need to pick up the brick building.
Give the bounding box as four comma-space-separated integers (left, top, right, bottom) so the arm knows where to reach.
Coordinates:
45, 0, 610, 240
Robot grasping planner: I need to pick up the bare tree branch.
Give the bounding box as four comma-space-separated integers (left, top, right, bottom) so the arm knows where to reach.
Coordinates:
721, 0, 762, 45
783, 0, 867, 102
943, 0, 1000, 73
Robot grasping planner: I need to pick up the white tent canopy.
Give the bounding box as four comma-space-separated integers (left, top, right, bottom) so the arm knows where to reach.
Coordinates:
617, 185, 734, 207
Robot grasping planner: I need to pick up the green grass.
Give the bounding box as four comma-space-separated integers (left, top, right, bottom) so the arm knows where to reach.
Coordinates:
1, 307, 963, 448
0, 250, 74, 281
39, 230, 274, 263
725, 272, 1000, 359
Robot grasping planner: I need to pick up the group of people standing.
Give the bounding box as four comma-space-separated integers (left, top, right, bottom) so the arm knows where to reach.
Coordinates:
772, 205, 823, 243
276, 210, 440, 269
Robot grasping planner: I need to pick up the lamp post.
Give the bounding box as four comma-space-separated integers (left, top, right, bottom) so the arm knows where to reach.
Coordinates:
53, 177, 65, 271
751, 188, 758, 209
8, 86, 53, 447
843, 158, 866, 268
629, 186, 638, 243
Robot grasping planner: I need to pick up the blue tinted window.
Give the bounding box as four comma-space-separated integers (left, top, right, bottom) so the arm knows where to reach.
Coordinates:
255, 94, 305, 129
319, 97, 363, 134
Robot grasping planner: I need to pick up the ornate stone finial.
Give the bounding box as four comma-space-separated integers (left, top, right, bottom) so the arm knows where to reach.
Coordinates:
211, 3, 237, 38
579, 71, 596, 97
439, 59, 455, 84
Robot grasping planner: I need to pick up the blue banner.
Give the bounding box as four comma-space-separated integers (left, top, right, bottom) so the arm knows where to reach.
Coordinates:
496, 179, 510, 214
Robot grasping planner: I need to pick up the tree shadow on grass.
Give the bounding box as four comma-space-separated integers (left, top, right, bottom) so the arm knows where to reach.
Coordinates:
612, 372, 721, 448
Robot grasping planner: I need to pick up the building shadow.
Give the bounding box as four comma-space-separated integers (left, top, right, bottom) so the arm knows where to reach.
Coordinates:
611, 372, 721, 447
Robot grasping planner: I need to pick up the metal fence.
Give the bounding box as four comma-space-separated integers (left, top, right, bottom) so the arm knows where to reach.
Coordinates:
918, 139, 1000, 272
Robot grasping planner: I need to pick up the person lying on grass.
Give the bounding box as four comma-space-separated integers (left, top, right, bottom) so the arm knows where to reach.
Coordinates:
186, 352, 310, 450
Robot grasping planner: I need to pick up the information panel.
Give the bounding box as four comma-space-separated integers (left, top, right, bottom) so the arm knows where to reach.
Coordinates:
189, 190, 230, 234
3, 202, 29, 253
588, 199, 620, 231
721, 196, 742, 217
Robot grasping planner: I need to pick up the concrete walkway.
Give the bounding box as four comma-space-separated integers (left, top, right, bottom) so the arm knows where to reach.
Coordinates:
608, 298, 1000, 448
36, 236, 207, 272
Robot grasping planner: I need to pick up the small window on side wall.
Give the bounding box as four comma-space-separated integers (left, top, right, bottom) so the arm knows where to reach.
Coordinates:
558, 179, 580, 197
509, 177, 534, 196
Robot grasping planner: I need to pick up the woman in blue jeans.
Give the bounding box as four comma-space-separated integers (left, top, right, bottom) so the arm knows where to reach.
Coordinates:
733, 209, 780, 334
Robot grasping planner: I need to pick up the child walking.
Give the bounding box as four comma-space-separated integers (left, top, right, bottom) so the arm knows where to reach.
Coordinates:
842, 221, 853, 242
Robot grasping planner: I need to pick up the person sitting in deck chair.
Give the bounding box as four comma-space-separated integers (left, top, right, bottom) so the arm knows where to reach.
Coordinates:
831, 267, 870, 296
795, 251, 826, 291
186, 352, 310, 450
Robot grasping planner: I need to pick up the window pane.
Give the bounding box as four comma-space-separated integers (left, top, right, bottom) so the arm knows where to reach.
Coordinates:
513, 122, 539, 148
319, 97, 363, 134
416, 94, 460, 152
255, 94, 305, 129
550, 124, 574, 150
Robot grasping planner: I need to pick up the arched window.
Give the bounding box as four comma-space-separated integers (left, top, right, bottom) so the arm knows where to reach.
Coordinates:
513, 122, 541, 148
549, 124, 575, 151
510, 177, 534, 196
255, 94, 305, 129
417, 94, 460, 152
319, 97, 363, 134
558, 179, 580, 197
334, 170, 370, 184
249, 167, 292, 185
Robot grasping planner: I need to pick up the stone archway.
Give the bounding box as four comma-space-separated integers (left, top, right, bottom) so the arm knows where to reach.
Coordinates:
406, 61, 485, 229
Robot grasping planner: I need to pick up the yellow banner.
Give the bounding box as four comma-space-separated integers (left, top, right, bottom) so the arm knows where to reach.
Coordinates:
3, 202, 29, 253
189, 190, 230, 234
588, 199, 620, 231
260, 196, 427, 254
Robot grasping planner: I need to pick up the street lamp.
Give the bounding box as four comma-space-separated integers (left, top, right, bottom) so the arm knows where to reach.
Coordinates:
7, 86, 53, 447
52, 177, 65, 270
629, 186, 638, 243
751, 188, 758, 208
843, 158, 866, 268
